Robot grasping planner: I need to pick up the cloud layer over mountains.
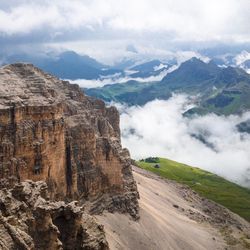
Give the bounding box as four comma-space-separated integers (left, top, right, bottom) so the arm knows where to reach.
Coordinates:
118, 95, 250, 187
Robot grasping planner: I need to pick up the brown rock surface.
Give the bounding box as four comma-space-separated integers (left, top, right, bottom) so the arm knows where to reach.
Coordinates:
0, 63, 139, 218
0, 180, 109, 250
97, 167, 250, 250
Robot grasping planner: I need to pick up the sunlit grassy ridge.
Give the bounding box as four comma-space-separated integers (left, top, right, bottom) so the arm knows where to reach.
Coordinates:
136, 157, 250, 222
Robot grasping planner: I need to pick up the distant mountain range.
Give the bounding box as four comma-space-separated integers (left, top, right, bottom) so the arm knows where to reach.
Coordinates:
2, 48, 250, 81
1, 51, 171, 81
2, 51, 123, 80
86, 57, 250, 115
2, 50, 250, 115
38, 51, 124, 80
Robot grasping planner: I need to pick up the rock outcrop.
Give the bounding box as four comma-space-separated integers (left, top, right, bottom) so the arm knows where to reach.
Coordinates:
0, 63, 139, 218
0, 180, 109, 250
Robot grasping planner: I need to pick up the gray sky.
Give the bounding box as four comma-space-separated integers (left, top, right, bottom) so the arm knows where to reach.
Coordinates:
0, 0, 250, 62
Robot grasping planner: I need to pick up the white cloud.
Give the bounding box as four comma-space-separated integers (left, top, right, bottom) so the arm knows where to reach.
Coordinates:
68, 72, 166, 88
52, 37, 210, 66
68, 65, 178, 88
118, 95, 250, 187
0, 0, 249, 43
66, 51, 210, 88
154, 64, 167, 71
174, 51, 210, 64
0, 1, 104, 35
235, 50, 250, 65
234, 50, 250, 73
106, 0, 249, 42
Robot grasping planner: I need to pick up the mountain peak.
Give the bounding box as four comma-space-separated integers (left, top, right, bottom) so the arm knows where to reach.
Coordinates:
182, 57, 214, 67
60, 50, 79, 58
4, 62, 35, 69
161, 57, 220, 84
189, 57, 203, 63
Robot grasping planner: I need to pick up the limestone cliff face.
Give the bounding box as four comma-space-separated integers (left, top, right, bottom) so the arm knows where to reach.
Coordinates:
0, 63, 138, 218
0, 104, 66, 198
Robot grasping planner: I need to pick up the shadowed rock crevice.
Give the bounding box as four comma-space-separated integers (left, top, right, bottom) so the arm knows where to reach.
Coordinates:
65, 138, 73, 196
0, 181, 109, 250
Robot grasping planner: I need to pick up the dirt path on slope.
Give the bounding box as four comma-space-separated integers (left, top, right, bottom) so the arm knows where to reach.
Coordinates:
96, 166, 250, 250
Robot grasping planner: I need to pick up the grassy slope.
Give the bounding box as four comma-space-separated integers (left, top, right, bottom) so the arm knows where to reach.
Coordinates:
85, 63, 250, 114
136, 158, 250, 222
198, 83, 250, 115
85, 81, 154, 103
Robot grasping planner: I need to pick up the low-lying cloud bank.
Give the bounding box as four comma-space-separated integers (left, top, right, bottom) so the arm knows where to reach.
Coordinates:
117, 95, 250, 187
69, 66, 176, 88
67, 51, 210, 88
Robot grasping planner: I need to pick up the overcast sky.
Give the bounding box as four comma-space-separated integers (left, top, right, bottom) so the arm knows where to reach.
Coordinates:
0, 0, 249, 62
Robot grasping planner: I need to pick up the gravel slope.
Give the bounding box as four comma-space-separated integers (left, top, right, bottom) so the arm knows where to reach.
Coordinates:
96, 166, 250, 250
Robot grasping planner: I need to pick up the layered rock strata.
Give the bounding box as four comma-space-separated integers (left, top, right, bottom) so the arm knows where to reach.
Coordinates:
0, 63, 139, 218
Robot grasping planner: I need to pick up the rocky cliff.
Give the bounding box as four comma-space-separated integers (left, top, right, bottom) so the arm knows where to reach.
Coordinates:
0, 63, 139, 218
0, 180, 109, 249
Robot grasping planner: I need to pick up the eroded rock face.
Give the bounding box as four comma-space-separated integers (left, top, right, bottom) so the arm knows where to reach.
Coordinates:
0, 104, 66, 199
0, 63, 139, 218
0, 180, 109, 250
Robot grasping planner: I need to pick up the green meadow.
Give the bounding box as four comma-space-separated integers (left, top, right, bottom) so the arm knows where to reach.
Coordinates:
136, 157, 250, 222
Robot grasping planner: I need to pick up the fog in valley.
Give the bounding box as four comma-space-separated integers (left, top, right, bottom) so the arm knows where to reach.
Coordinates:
116, 95, 250, 187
